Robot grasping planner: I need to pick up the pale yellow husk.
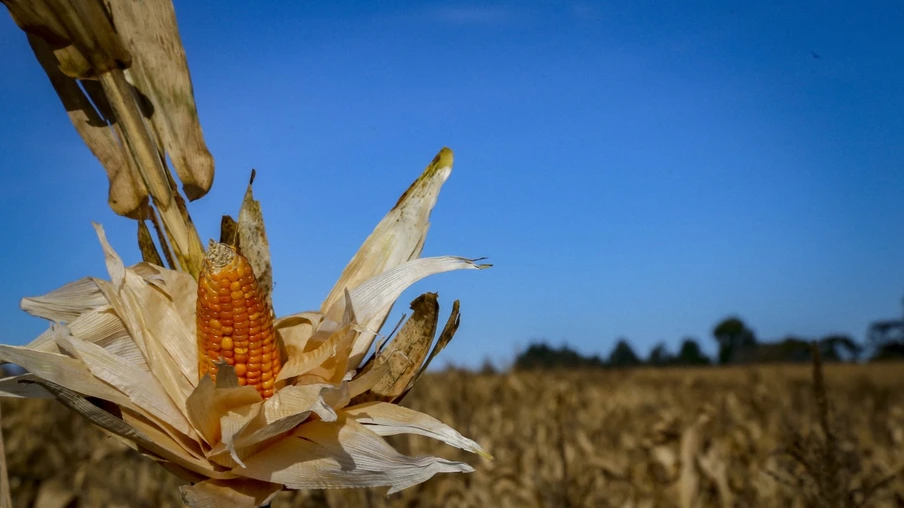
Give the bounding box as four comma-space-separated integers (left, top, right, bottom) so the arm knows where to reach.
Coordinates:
0, 149, 490, 507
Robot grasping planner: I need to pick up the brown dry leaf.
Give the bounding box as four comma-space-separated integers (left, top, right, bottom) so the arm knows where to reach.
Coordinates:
138, 219, 164, 266
4, 0, 211, 277
219, 215, 239, 247
362, 292, 440, 403
276, 293, 355, 384
352, 299, 462, 406
138, 262, 196, 347
209, 404, 262, 469
236, 170, 273, 308
119, 406, 204, 461
410, 299, 461, 389
100, 65, 207, 277
146, 207, 177, 269
104, 0, 215, 201
0, 374, 54, 399
3, 0, 132, 79
23, 33, 147, 217
94, 244, 201, 404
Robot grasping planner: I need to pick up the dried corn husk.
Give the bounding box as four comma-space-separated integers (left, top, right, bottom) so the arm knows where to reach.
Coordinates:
322, 148, 458, 365
362, 292, 441, 403
235, 170, 273, 309
0, 148, 490, 507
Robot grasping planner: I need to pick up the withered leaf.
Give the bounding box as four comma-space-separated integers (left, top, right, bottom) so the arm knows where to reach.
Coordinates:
138, 220, 164, 267
356, 292, 439, 404
219, 215, 239, 248
5, 0, 132, 79
214, 361, 239, 390
413, 299, 460, 384
147, 206, 176, 270
103, 0, 215, 201
395, 299, 461, 402
24, 33, 147, 218
236, 170, 273, 308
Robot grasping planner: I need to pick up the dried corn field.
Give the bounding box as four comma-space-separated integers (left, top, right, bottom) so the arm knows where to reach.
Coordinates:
2, 362, 903, 507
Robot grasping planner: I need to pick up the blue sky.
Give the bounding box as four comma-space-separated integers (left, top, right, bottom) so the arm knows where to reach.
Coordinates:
1, 1, 903, 367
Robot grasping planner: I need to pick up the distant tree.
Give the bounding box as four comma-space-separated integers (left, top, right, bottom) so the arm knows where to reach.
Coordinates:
514, 342, 604, 370
871, 342, 904, 361
734, 336, 810, 364
819, 334, 862, 361
730, 335, 862, 364
647, 342, 673, 367
712, 316, 757, 364
608, 338, 641, 368
867, 299, 904, 361
675, 338, 711, 366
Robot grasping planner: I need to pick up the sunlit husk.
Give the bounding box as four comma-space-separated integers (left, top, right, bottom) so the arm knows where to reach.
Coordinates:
322, 147, 457, 366
235, 172, 273, 309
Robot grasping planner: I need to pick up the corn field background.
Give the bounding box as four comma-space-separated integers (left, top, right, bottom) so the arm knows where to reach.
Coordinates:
3, 362, 903, 507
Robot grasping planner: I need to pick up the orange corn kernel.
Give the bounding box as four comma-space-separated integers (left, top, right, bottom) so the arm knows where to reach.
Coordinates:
197, 241, 281, 399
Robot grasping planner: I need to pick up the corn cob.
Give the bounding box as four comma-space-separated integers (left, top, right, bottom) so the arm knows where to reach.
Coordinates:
197, 241, 281, 398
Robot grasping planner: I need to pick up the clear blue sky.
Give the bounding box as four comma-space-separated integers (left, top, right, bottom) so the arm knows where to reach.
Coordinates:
1, 1, 903, 367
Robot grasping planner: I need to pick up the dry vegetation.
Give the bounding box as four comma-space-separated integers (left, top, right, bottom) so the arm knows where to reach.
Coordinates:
2, 362, 903, 507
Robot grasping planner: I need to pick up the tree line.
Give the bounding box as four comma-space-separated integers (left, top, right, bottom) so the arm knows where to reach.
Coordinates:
514, 315, 904, 370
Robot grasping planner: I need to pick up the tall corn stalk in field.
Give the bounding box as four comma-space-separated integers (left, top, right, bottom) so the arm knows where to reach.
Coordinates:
0, 1, 490, 506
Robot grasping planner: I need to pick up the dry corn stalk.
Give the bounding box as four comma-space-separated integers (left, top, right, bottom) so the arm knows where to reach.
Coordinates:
2, 0, 212, 278
0, 148, 491, 507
